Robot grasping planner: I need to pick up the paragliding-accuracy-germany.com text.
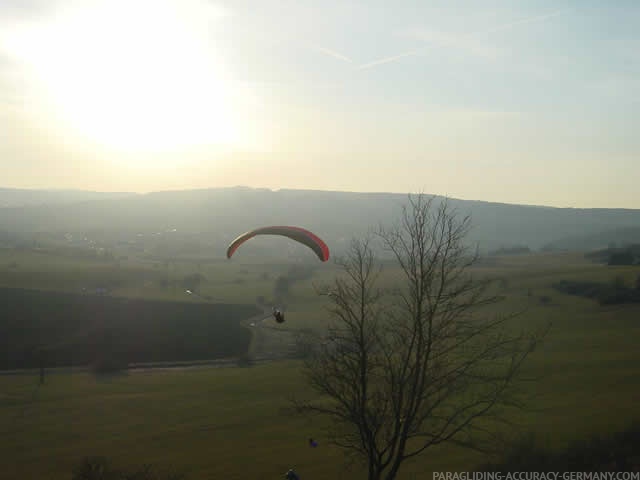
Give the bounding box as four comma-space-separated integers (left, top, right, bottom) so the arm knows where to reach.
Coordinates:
433, 473, 640, 480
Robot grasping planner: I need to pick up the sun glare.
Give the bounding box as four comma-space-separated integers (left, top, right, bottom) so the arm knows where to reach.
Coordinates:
5, 0, 239, 153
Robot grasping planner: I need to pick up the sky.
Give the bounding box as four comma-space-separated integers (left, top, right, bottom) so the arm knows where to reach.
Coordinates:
0, 0, 638, 208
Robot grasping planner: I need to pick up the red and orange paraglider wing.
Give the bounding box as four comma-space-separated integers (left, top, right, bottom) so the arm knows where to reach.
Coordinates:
226, 226, 330, 262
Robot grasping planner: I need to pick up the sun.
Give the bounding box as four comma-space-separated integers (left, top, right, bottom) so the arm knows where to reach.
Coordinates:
5, 0, 240, 153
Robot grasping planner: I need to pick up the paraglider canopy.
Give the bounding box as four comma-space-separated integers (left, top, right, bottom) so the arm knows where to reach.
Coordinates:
226, 226, 330, 262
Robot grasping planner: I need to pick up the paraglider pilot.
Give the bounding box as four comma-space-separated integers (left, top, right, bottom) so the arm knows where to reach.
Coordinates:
285, 469, 300, 480
273, 307, 285, 323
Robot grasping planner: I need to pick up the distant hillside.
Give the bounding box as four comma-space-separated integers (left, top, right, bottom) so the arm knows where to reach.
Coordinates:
0, 186, 639, 255
0, 187, 136, 207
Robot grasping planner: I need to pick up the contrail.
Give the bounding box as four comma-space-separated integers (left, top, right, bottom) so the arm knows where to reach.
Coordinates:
483, 8, 569, 35
311, 45, 353, 63
356, 48, 423, 71
356, 8, 569, 71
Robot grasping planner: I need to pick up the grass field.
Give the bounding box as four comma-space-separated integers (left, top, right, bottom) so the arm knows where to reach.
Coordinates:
1, 249, 640, 479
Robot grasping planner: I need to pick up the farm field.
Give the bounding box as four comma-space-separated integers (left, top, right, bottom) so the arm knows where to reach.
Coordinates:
0, 287, 263, 370
1, 249, 639, 479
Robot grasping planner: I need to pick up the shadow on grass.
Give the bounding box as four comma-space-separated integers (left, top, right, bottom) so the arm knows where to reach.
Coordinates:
477, 423, 640, 472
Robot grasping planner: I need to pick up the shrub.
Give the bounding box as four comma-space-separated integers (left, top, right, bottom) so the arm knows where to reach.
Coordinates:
609, 251, 634, 265
552, 280, 601, 298
73, 457, 186, 480
73, 457, 118, 480
538, 295, 552, 305
91, 357, 128, 375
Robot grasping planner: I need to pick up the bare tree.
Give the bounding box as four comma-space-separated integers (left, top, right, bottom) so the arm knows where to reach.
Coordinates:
296, 194, 547, 480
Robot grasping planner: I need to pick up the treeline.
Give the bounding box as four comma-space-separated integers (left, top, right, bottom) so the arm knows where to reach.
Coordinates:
553, 276, 640, 305
489, 246, 531, 255
0, 287, 258, 370
585, 244, 640, 265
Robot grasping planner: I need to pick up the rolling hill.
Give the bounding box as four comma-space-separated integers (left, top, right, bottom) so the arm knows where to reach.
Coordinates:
0, 187, 639, 255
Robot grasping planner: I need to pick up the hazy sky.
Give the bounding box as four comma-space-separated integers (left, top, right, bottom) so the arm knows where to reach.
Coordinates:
1, 0, 638, 208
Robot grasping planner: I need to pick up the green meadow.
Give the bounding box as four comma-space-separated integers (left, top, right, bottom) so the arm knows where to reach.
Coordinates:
1, 249, 640, 479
